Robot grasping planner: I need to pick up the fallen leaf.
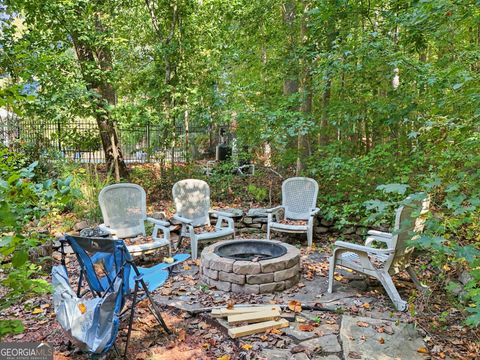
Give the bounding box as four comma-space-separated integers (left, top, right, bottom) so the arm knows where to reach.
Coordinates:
226, 299, 235, 310
177, 329, 186, 342
356, 321, 370, 328
78, 304, 86, 314
183, 263, 191, 270
298, 324, 315, 332
379, 337, 385, 344
417, 347, 429, 354
288, 300, 302, 313
348, 351, 362, 359
241, 344, 253, 350
375, 325, 385, 333
163, 257, 175, 264
297, 282, 305, 288
269, 328, 283, 335
361, 303, 370, 309
334, 274, 344, 281
217, 355, 230, 360
32, 308, 43, 315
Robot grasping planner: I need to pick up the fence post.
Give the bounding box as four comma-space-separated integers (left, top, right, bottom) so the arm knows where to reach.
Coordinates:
146, 122, 151, 163
56, 119, 62, 152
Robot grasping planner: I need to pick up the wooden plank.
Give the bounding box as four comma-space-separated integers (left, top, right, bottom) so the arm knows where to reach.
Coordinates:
228, 309, 281, 325
211, 305, 281, 317
228, 319, 289, 338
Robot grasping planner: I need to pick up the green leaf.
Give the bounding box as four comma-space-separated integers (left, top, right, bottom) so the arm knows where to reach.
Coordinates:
0, 320, 24, 339
12, 251, 29, 268
376, 183, 409, 195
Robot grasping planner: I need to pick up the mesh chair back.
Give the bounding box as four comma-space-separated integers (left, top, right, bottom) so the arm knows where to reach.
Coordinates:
99, 184, 146, 238
172, 179, 211, 226
282, 177, 319, 220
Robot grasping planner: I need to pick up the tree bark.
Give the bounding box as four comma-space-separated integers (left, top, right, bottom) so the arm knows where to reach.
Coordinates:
71, 18, 128, 180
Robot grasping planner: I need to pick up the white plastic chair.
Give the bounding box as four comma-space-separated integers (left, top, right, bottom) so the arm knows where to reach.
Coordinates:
266, 177, 320, 246
328, 196, 430, 311
98, 183, 171, 255
172, 179, 235, 259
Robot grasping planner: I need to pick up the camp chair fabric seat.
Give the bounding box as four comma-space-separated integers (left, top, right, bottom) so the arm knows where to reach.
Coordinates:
59, 235, 189, 357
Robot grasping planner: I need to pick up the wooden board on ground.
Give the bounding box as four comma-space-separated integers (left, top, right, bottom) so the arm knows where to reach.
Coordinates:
211, 305, 281, 317
228, 319, 289, 338
228, 309, 282, 325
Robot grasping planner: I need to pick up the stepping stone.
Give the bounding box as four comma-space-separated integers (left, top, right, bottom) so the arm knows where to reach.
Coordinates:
259, 348, 291, 359
340, 315, 426, 360
285, 327, 316, 341
299, 334, 341, 354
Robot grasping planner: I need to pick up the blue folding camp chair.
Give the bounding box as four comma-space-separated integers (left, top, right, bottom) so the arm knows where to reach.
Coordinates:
58, 235, 189, 357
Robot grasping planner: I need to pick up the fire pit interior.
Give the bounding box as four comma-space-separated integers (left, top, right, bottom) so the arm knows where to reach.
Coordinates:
201, 239, 300, 294
214, 240, 287, 261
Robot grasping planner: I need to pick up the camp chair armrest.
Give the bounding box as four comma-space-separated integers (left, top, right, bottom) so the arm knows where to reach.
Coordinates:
310, 208, 320, 216
334, 241, 394, 254
146, 217, 170, 227
266, 206, 285, 213
216, 215, 234, 229
98, 223, 117, 235
367, 230, 392, 238
210, 210, 234, 218
173, 214, 193, 224
364, 236, 394, 248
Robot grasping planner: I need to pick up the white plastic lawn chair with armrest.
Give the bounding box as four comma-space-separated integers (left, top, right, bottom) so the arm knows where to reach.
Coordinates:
98, 183, 171, 255
172, 179, 235, 260
266, 177, 320, 247
327, 196, 430, 311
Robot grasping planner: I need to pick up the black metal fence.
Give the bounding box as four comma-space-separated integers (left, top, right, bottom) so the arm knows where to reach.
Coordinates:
1, 115, 211, 164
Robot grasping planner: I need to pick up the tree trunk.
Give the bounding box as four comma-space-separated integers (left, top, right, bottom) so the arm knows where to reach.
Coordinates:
71, 27, 128, 180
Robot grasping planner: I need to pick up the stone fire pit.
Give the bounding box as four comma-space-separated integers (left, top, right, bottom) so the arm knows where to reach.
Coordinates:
200, 239, 300, 294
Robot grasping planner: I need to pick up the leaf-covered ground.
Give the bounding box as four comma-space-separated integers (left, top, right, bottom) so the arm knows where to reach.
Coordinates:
2, 232, 479, 359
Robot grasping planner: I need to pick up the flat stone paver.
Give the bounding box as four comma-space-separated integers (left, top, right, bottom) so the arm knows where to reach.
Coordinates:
340, 315, 426, 360
284, 327, 317, 341
259, 348, 291, 359
300, 334, 341, 354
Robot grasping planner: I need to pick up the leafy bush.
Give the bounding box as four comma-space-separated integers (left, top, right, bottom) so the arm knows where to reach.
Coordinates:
0, 146, 79, 338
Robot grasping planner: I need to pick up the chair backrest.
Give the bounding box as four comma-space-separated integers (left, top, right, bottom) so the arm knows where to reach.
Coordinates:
389, 196, 430, 272
172, 179, 210, 226
98, 183, 147, 238
65, 235, 131, 300
282, 177, 319, 220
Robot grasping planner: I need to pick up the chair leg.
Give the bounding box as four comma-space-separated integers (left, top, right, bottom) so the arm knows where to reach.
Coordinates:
176, 235, 183, 250
327, 256, 335, 293
376, 272, 407, 311
406, 267, 429, 292
307, 229, 313, 247
191, 237, 198, 260
267, 224, 271, 240
139, 279, 171, 334
124, 282, 139, 358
